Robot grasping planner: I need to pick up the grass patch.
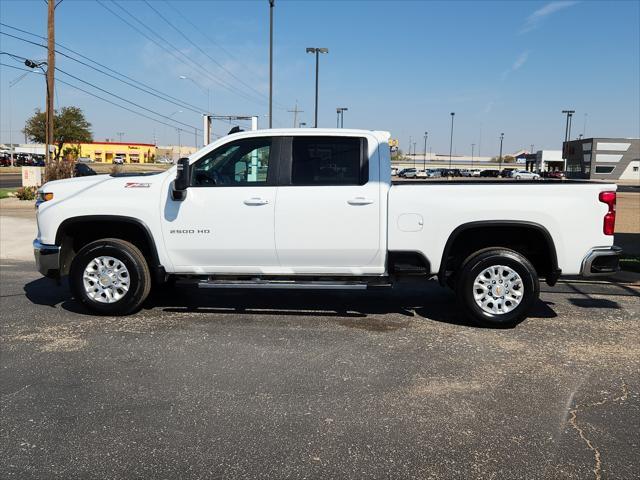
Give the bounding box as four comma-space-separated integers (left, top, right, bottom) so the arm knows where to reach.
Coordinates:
620, 255, 640, 273
0, 188, 18, 199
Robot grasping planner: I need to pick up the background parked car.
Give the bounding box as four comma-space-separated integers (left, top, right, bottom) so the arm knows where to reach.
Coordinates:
500, 169, 515, 178
74, 163, 97, 177
426, 169, 442, 178
542, 171, 566, 179
113, 157, 125, 165
512, 169, 540, 180
402, 168, 418, 178
479, 169, 500, 177
415, 169, 428, 179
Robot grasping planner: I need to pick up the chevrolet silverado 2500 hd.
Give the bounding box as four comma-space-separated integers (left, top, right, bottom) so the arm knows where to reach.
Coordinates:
33, 129, 621, 326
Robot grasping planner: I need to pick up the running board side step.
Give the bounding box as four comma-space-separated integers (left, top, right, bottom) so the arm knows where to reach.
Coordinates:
195, 279, 391, 290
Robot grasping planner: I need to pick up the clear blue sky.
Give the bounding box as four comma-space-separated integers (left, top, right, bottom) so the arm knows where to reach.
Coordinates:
1, 0, 639, 155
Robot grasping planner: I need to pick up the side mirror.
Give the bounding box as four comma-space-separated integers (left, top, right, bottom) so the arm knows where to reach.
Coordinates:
172, 157, 190, 200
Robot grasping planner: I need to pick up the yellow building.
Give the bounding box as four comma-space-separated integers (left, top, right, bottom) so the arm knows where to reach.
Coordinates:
75, 142, 156, 163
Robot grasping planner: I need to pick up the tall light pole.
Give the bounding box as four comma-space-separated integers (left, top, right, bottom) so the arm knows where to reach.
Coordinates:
471, 143, 475, 168
413, 142, 417, 168
449, 112, 455, 168
269, 0, 274, 128
306, 47, 328, 128
336, 107, 347, 128
499, 132, 504, 170
562, 109, 575, 171
423, 132, 428, 170
116, 132, 124, 142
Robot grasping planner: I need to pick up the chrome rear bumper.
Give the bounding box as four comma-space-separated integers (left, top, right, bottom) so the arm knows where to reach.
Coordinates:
580, 246, 622, 277
33, 239, 61, 278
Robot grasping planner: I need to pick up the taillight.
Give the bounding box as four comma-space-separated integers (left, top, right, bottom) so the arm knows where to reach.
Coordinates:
599, 191, 616, 236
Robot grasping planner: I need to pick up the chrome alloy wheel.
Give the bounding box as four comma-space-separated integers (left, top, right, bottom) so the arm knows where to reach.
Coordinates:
83, 256, 130, 303
473, 265, 524, 314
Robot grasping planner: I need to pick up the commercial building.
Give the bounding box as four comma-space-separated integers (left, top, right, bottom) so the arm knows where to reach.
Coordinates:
534, 150, 564, 172
77, 142, 156, 163
564, 138, 640, 180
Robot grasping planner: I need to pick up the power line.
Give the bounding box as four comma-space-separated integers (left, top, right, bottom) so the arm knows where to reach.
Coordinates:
0, 27, 205, 115
99, 0, 270, 108
55, 66, 200, 131
0, 62, 200, 134
143, 0, 269, 103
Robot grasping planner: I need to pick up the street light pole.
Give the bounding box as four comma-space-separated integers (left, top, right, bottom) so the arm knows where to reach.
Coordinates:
562, 109, 575, 171
449, 112, 455, 168
269, 0, 274, 128
471, 143, 475, 168
306, 48, 328, 128
336, 107, 347, 128
499, 132, 504, 170
24, 59, 49, 162
423, 132, 428, 170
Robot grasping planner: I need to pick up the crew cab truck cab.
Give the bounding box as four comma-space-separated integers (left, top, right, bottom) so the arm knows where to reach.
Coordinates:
34, 129, 621, 327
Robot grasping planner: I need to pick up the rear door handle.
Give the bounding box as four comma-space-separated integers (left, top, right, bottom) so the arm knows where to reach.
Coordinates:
347, 197, 374, 206
243, 197, 270, 206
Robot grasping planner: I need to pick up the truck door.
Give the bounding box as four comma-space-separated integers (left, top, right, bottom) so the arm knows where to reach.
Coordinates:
162, 136, 280, 272
274, 135, 384, 274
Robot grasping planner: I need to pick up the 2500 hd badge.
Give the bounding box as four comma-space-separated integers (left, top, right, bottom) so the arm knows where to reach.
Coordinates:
169, 229, 211, 234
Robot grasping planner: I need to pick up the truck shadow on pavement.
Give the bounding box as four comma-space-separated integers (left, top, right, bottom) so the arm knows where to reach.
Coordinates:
23, 278, 558, 329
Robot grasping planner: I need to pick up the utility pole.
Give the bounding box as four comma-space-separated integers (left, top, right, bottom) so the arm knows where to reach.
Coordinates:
449, 112, 455, 168
423, 132, 428, 170
408, 136, 412, 160
46, 0, 55, 165
287, 101, 303, 128
269, 0, 274, 128
306, 48, 328, 127
562, 109, 575, 171
116, 132, 124, 142
499, 132, 504, 170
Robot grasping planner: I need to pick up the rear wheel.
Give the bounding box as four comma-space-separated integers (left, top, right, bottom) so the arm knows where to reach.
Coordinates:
69, 238, 151, 315
456, 248, 539, 327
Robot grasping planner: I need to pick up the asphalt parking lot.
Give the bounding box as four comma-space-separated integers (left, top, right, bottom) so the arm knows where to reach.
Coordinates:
1, 256, 639, 479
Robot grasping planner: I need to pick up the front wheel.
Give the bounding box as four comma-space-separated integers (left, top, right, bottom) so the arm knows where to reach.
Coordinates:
456, 248, 539, 328
69, 238, 151, 315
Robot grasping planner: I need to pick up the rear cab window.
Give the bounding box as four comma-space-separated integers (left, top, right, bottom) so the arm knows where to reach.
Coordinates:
290, 136, 368, 186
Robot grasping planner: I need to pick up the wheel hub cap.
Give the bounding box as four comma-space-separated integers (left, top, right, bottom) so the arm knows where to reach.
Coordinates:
83, 256, 130, 303
473, 265, 524, 315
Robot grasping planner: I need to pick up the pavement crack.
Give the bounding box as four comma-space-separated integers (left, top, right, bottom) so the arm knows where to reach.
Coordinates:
567, 380, 629, 480
0, 384, 30, 404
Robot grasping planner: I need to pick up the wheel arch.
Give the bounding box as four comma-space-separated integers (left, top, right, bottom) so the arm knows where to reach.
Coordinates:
55, 215, 163, 279
438, 220, 560, 286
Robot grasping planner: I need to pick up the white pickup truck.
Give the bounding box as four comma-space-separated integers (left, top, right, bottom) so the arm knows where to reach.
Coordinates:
34, 129, 621, 327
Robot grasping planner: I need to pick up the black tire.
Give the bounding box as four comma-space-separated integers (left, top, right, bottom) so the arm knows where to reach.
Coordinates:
455, 248, 539, 328
69, 238, 151, 315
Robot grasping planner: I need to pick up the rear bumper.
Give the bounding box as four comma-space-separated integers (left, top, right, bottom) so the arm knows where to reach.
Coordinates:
580, 246, 622, 277
33, 239, 60, 278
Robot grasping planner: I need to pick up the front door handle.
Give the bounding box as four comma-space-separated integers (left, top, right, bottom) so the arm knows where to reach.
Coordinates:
347, 197, 374, 206
243, 197, 270, 206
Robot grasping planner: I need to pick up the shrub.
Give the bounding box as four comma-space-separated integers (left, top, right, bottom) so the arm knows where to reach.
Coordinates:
110, 163, 124, 175
15, 186, 38, 201
44, 159, 74, 182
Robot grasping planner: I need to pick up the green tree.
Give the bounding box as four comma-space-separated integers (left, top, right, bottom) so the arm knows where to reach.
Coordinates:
23, 106, 93, 161
23, 106, 93, 181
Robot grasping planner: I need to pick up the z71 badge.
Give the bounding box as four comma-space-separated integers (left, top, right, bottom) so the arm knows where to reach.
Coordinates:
124, 182, 151, 188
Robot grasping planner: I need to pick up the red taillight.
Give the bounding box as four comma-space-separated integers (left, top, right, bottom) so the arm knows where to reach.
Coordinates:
599, 191, 616, 235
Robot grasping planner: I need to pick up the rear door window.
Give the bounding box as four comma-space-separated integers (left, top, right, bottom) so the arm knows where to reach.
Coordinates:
291, 137, 366, 185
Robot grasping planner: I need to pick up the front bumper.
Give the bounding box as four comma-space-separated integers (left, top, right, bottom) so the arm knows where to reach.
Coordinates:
33, 239, 61, 278
580, 246, 622, 277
